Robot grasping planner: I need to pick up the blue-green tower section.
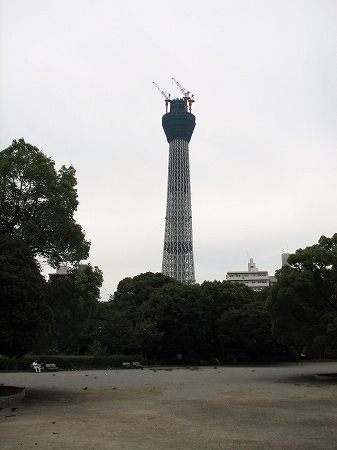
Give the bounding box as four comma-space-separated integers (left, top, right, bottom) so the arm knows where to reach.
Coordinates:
161, 98, 196, 283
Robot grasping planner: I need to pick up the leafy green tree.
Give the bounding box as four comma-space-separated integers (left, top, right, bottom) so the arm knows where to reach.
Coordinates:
113, 272, 178, 307
134, 318, 164, 365
113, 272, 178, 334
87, 300, 136, 355
144, 283, 204, 359
217, 298, 274, 359
199, 281, 256, 357
268, 234, 337, 357
107, 273, 180, 358
45, 265, 103, 353
0, 139, 90, 267
105, 273, 275, 361
87, 339, 108, 357
0, 235, 51, 357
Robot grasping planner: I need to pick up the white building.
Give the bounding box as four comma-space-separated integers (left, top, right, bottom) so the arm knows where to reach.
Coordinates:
282, 253, 289, 266
226, 258, 272, 291
48, 264, 89, 281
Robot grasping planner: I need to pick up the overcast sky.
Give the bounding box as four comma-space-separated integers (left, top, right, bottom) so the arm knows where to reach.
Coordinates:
1, 0, 336, 300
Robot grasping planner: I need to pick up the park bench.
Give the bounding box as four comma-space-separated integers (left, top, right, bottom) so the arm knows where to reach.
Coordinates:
132, 362, 143, 369
45, 363, 58, 371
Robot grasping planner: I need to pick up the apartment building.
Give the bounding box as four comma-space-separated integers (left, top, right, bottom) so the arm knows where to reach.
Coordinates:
226, 258, 271, 291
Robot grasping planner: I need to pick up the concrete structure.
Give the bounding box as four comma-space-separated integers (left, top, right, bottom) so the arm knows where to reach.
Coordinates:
226, 258, 272, 291
282, 252, 290, 266
49, 264, 88, 281
160, 93, 196, 283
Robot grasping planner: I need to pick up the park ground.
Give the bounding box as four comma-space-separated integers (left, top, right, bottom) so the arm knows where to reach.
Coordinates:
1, 361, 337, 449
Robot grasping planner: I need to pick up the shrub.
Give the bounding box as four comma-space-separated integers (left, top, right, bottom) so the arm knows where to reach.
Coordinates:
0, 354, 145, 371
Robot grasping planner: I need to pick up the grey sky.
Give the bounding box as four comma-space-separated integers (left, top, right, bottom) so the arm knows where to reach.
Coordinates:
1, 0, 336, 300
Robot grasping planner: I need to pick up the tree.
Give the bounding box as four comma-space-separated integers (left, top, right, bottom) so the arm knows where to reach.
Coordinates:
199, 280, 256, 357
268, 234, 337, 357
45, 265, 103, 354
134, 318, 163, 365
217, 297, 275, 360
113, 272, 178, 307
144, 282, 204, 360
109, 272, 180, 358
85, 299, 137, 355
0, 235, 51, 357
0, 139, 90, 267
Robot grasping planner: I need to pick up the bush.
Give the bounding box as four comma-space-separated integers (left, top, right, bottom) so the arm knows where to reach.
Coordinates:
159, 357, 201, 366
289, 348, 299, 362
0, 357, 29, 371
0, 354, 145, 371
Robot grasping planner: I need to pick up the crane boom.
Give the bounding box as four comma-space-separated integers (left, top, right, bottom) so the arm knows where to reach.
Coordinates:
172, 78, 195, 112
153, 82, 171, 113
172, 78, 190, 97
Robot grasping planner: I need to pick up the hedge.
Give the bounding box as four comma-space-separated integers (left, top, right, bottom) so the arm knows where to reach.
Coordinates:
0, 354, 145, 371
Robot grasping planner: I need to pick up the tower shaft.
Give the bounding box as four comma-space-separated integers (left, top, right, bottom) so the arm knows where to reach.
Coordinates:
162, 138, 195, 283
161, 97, 196, 283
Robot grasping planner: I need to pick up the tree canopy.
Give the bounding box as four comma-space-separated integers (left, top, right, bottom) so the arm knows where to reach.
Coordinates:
113, 271, 178, 307
0, 235, 51, 357
102, 274, 274, 362
268, 234, 337, 357
0, 139, 90, 267
44, 265, 103, 354
144, 282, 204, 360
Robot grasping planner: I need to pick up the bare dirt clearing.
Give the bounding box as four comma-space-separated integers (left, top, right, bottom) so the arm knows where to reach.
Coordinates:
1, 362, 337, 449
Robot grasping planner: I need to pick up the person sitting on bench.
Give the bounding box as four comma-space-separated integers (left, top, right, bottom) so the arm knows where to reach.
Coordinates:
32, 361, 41, 373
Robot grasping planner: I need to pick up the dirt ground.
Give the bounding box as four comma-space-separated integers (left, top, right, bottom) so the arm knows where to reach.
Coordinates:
1, 361, 337, 449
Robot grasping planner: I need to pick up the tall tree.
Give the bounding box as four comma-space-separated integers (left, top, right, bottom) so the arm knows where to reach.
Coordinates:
0, 139, 90, 267
45, 265, 103, 353
199, 281, 256, 357
143, 283, 204, 359
217, 297, 274, 359
268, 234, 337, 357
88, 301, 137, 355
0, 235, 51, 357
110, 272, 179, 358
113, 272, 178, 307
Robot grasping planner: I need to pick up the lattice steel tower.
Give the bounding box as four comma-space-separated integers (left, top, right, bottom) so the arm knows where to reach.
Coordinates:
154, 79, 196, 283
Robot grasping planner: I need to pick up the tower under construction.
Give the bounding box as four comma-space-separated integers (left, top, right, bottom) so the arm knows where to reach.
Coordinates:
154, 79, 196, 283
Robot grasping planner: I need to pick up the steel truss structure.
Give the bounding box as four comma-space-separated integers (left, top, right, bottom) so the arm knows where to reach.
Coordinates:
161, 98, 196, 283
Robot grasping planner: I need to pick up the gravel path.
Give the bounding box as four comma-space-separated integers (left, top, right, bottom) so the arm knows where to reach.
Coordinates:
1, 362, 337, 449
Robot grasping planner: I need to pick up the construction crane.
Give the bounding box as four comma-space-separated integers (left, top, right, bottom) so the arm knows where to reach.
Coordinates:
152, 82, 171, 113
172, 78, 195, 112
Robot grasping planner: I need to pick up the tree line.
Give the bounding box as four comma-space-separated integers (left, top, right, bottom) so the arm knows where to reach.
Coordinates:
1, 140, 336, 361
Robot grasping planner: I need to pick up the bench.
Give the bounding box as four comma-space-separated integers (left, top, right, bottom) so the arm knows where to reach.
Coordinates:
122, 362, 131, 368
45, 364, 58, 372
132, 362, 143, 369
